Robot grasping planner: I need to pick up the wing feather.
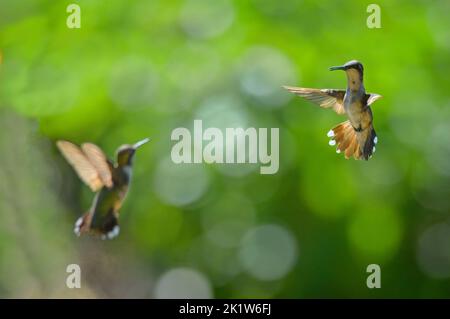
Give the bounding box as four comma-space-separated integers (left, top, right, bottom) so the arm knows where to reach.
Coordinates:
81, 143, 113, 188
284, 86, 346, 115
366, 93, 383, 106
56, 141, 104, 192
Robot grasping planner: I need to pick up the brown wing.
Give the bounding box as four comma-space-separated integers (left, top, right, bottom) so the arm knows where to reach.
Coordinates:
284, 86, 346, 115
81, 143, 113, 188
56, 141, 104, 192
366, 93, 383, 106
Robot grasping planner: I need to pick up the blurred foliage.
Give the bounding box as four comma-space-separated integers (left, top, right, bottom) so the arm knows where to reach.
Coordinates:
1, 0, 450, 298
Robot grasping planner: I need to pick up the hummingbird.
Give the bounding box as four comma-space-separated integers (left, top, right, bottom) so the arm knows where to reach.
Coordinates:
56, 138, 150, 239
284, 60, 382, 160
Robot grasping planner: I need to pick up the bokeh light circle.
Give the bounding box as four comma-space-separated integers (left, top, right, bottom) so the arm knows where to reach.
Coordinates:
410, 161, 450, 213
239, 224, 298, 281
153, 156, 210, 207
202, 192, 256, 248
417, 222, 450, 279
426, 123, 450, 177
238, 46, 298, 108
179, 0, 235, 39
154, 268, 213, 298
194, 95, 259, 177
427, 2, 450, 50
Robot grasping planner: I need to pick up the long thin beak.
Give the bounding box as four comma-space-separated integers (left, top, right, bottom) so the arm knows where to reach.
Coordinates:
329, 65, 346, 71
133, 137, 150, 149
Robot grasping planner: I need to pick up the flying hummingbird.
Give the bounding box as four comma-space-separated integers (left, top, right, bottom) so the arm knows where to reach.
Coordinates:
284, 60, 382, 160
57, 138, 150, 239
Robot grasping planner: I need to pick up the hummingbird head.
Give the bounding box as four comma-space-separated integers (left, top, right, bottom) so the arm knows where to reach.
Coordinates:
116, 138, 150, 166
330, 60, 364, 88
329, 60, 363, 73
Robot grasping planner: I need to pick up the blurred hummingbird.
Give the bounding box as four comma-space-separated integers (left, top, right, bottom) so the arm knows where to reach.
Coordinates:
57, 138, 150, 239
284, 60, 382, 160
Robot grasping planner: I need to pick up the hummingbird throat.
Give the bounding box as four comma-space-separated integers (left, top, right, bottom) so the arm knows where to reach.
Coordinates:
346, 69, 363, 91
171, 120, 279, 174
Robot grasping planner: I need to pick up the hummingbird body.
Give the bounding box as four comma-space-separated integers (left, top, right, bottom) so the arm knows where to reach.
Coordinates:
83, 167, 130, 239
344, 81, 372, 131
57, 138, 149, 239
284, 60, 382, 160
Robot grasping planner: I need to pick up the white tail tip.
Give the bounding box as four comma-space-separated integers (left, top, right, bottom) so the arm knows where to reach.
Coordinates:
74, 217, 83, 236
108, 225, 120, 239
102, 226, 120, 240
374, 136, 378, 144
327, 130, 335, 137
329, 140, 336, 146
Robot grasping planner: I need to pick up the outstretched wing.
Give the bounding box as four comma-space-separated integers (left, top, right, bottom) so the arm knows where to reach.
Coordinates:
365, 93, 383, 106
81, 143, 113, 188
284, 86, 346, 115
56, 140, 105, 192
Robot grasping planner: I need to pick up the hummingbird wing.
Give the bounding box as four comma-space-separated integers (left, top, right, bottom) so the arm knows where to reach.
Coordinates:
56, 140, 105, 192
284, 86, 346, 115
81, 143, 114, 189
366, 93, 383, 106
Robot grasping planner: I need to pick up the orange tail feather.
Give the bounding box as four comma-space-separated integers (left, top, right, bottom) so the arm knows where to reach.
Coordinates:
327, 121, 377, 160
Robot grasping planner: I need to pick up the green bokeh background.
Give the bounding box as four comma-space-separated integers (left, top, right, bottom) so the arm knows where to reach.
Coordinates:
1, 0, 449, 298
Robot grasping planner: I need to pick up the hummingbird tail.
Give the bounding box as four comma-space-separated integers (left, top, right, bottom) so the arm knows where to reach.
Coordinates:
327, 121, 377, 160
74, 212, 92, 236
361, 127, 377, 160
98, 212, 120, 240
74, 211, 120, 239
